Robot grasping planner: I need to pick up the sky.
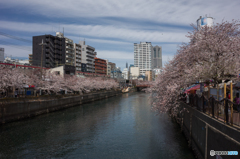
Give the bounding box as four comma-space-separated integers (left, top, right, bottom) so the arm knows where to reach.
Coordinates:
0, 0, 240, 70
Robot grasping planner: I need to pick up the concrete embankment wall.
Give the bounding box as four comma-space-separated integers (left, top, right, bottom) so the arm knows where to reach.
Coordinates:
178, 102, 240, 159
0, 90, 122, 124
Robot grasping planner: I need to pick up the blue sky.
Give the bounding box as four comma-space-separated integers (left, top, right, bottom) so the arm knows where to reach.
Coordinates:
0, 0, 240, 70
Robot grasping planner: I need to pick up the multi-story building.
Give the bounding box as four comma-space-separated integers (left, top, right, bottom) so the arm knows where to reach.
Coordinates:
134, 42, 162, 75
74, 43, 82, 72
32, 32, 76, 75
94, 57, 107, 75
134, 42, 153, 75
105, 59, 111, 76
63, 36, 75, 66
79, 41, 96, 73
111, 67, 122, 79
109, 62, 116, 71
145, 70, 152, 81
0, 48, 4, 62
32, 33, 66, 68
152, 46, 162, 69
122, 68, 129, 80
130, 67, 140, 79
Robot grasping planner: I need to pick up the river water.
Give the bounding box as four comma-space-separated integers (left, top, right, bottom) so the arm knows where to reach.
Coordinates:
0, 92, 194, 159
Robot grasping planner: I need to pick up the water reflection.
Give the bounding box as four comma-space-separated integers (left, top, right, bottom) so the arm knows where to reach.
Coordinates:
0, 92, 194, 159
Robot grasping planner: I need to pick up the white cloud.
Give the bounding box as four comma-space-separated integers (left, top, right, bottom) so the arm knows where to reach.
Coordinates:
0, 0, 239, 26
0, 21, 189, 43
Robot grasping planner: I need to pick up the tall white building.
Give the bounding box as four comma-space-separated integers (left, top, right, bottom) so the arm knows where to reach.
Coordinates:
122, 68, 129, 80
0, 48, 4, 62
134, 42, 162, 75
134, 42, 153, 75
79, 41, 96, 73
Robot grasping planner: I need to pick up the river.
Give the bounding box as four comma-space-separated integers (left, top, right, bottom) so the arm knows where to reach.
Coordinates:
0, 92, 194, 159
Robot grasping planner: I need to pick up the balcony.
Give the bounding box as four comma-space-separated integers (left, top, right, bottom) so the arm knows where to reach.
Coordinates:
76, 59, 81, 63
66, 46, 74, 50
65, 39, 73, 45
66, 55, 74, 59
76, 47, 81, 50
86, 45, 95, 51
86, 54, 95, 58
86, 50, 94, 54
55, 45, 60, 49
76, 55, 81, 59
66, 50, 74, 54
86, 64, 94, 69
86, 68, 94, 72
76, 63, 81, 67
76, 51, 81, 54
76, 67, 81, 71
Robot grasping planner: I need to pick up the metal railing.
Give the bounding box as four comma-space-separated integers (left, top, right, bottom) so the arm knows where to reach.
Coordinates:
181, 94, 240, 127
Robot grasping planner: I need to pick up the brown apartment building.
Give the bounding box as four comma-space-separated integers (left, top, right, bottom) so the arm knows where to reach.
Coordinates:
94, 57, 107, 75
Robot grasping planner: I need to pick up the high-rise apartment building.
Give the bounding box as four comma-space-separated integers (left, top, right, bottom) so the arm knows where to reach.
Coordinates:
79, 41, 96, 73
0, 48, 4, 62
152, 46, 162, 68
32, 34, 66, 68
32, 32, 76, 75
74, 43, 82, 72
134, 42, 162, 75
134, 42, 153, 75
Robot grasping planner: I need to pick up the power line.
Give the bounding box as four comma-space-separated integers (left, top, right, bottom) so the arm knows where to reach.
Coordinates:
0, 31, 32, 43
0, 40, 32, 51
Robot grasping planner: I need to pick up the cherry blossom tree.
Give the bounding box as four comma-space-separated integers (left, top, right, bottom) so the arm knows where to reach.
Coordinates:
0, 66, 119, 97
150, 20, 240, 116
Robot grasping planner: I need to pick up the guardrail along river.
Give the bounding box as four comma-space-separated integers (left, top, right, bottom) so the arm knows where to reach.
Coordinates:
0, 92, 194, 158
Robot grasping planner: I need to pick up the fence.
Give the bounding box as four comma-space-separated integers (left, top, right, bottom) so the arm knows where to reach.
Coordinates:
181, 94, 240, 127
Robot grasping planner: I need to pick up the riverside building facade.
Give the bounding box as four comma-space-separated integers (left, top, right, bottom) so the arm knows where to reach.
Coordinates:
134, 42, 162, 75
32, 32, 75, 75
134, 42, 153, 75
32, 33, 66, 68
79, 41, 96, 73
94, 57, 107, 75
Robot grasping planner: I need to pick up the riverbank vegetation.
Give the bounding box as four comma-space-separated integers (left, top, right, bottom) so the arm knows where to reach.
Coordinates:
0, 67, 119, 96
149, 20, 240, 116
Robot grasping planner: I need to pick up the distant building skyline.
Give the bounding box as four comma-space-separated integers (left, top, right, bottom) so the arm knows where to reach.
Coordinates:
134, 42, 162, 75
134, 42, 153, 75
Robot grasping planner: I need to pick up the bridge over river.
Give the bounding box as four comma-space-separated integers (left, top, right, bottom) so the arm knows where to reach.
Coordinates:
0, 92, 194, 159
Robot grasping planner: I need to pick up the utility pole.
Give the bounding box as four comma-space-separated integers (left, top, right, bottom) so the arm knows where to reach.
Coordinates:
39, 39, 47, 79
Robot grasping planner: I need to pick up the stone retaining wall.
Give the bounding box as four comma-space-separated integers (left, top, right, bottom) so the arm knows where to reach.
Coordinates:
0, 90, 122, 124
